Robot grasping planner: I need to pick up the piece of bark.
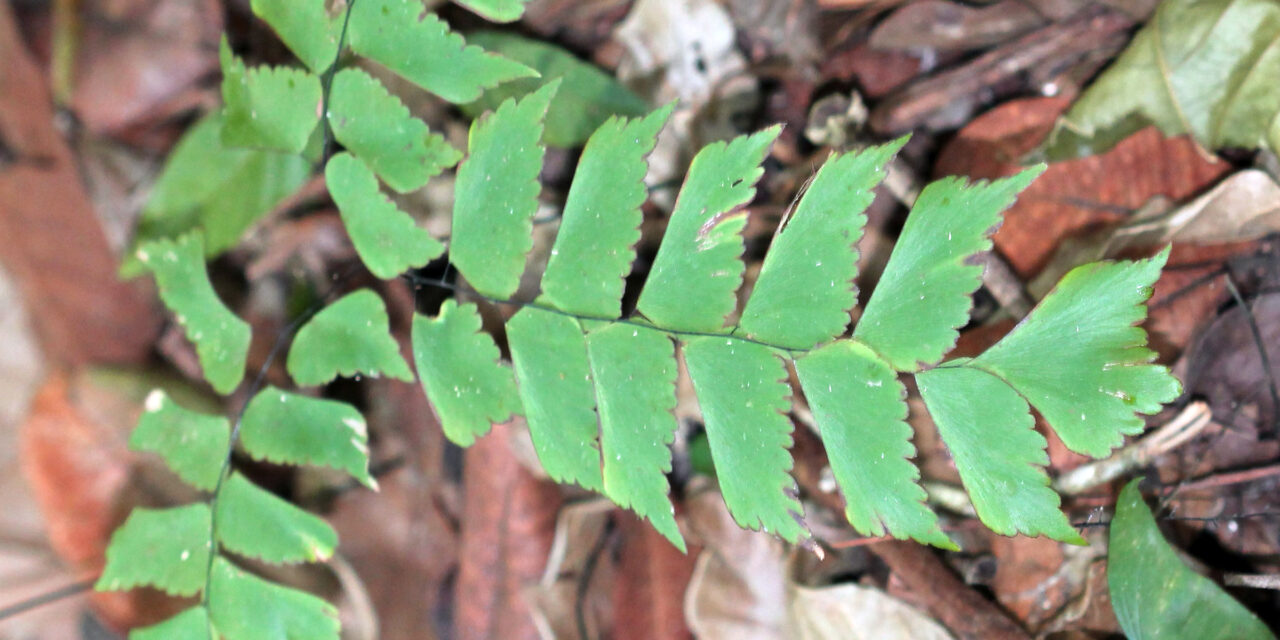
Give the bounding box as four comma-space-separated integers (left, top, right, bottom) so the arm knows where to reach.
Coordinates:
868, 5, 1133, 134
0, 2, 162, 366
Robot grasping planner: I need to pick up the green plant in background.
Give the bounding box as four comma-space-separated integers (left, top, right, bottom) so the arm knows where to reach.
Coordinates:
1042, 0, 1280, 160
98, 0, 1196, 637
1109, 479, 1275, 640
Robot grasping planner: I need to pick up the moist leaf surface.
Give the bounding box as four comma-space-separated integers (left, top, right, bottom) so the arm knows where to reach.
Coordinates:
208, 557, 340, 640
97, 504, 212, 596
348, 0, 536, 103
636, 127, 781, 332
539, 105, 672, 316
215, 473, 338, 564
220, 40, 322, 154
587, 322, 684, 549
130, 389, 230, 491
240, 386, 375, 488
462, 31, 649, 147
328, 69, 461, 193
683, 336, 806, 542
506, 308, 603, 491
1109, 478, 1275, 640
971, 249, 1181, 456
739, 140, 903, 349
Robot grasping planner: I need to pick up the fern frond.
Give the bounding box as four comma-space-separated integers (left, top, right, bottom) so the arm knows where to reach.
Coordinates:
215, 473, 338, 564
326, 152, 445, 280
131, 607, 210, 640
452, 0, 531, 22
917, 366, 1083, 543
208, 557, 340, 640
507, 308, 605, 491
412, 300, 523, 445
636, 127, 781, 332
586, 322, 684, 549
250, 0, 339, 72
463, 31, 650, 148
124, 114, 311, 271
240, 386, 376, 489
855, 167, 1044, 371
970, 248, 1181, 456
684, 337, 806, 541
219, 39, 322, 154
795, 340, 953, 548
347, 0, 537, 103
328, 69, 461, 193
540, 104, 674, 317
451, 83, 558, 297
130, 390, 230, 491
137, 232, 251, 395
286, 289, 414, 386
739, 138, 904, 349
97, 504, 212, 596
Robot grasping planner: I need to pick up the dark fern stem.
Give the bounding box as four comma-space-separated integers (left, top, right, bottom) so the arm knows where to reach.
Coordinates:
319, 0, 358, 165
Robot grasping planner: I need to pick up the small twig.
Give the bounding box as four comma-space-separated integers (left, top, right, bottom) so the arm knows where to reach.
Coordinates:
1054, 402, 1213, 495
1222, 573, 1280, 590
0, 579, 95, 621
1166, 462, 1280, 495
574, 517, 614, 640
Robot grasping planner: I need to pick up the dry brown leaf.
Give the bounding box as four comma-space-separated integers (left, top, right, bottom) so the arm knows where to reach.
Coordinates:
786, 580, 954, 640
612, 513, 697, 640
1028, 170, 1280, 297
683, 482, 787, 640
527, 499, 617, 640
69, 0, 222, 135
0, 2, 163, 367
455, 421, 562, 640
934, 96, 1230, 279
870, 0, 1047, 53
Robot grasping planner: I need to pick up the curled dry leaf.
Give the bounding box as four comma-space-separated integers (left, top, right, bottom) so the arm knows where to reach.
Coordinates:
786, 580, 954, 640
935, 96, 1229, 279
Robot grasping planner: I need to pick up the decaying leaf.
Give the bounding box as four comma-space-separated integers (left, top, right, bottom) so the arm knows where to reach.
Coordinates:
1043, 0, 1280, 159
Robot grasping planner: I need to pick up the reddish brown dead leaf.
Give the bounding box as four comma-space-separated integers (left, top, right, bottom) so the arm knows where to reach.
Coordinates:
18, 372, 186, 631
0, 2, 162, 367
455, 419, 562, 640
613, 513, 697, 640
988, 535, 1066, 625
934, 96, 1230, 279
329, 465, 456, 640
